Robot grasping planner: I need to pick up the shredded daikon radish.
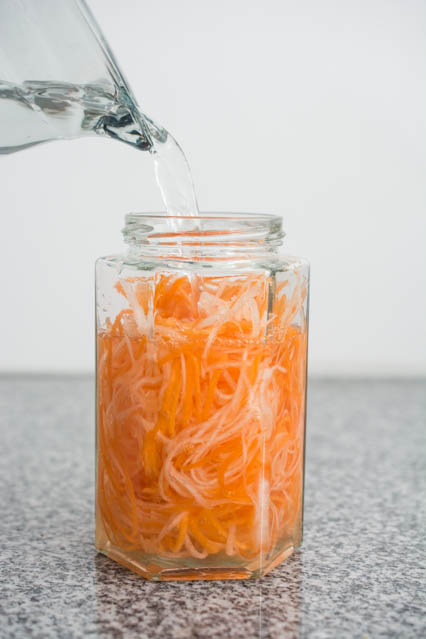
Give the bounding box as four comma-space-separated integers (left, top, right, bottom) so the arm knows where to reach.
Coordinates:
97, 272, 307, 559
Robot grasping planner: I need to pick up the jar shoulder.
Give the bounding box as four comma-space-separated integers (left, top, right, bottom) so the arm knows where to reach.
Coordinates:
96, 252, 309, 276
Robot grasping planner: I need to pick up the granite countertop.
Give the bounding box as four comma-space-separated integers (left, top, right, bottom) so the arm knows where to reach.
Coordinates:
0, 376, 424, 638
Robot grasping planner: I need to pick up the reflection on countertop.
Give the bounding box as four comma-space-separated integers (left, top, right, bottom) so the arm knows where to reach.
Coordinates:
95, 552, 301, 638
0, 376, 425, 638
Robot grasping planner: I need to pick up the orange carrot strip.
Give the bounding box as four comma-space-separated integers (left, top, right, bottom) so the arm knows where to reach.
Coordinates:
96, 271, 307, 561
173, 513, 189, 552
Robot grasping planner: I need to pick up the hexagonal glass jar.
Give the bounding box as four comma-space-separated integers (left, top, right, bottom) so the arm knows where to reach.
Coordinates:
95, 213, 309, 580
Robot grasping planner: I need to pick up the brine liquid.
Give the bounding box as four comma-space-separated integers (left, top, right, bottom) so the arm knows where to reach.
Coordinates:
95, 270, 308, 577
0, 80, 198, 216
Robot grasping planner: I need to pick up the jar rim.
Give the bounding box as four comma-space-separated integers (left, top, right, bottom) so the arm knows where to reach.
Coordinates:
122, 212, 284, 262
125, 211, 282, 223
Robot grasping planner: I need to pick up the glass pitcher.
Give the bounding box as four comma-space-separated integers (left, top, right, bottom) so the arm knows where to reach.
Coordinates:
0, 0, 162, 154
0, 0, 198, 216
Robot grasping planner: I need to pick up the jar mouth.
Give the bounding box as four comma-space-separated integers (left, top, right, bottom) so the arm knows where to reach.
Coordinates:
124, 211, 283, 240
122, 212, 284, 263
125, 212, 282, 222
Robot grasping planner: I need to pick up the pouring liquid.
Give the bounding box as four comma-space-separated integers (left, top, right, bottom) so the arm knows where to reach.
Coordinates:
0, 80, 198, 217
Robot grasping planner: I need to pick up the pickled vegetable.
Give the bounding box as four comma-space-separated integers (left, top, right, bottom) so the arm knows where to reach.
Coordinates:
96, 271, 307, 560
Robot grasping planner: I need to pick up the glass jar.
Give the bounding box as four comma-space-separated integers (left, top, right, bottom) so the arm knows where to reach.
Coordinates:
95, 213, 309, 580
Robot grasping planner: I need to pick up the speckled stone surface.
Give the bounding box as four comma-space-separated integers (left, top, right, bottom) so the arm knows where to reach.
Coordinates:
0, 376, 425, 638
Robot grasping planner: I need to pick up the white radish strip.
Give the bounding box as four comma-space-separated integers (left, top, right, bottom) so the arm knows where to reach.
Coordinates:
158, 511, 187, 542
122, 280, 146, 335
123, 332, 135, 364
184, 535, 208, 559
257, 478, 271, 551
226, 524, 237, 556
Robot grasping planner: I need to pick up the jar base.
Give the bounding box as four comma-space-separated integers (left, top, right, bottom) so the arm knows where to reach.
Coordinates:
96, 540, 297, 581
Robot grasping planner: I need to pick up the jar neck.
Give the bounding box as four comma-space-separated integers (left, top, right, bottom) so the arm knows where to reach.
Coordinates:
122, 213, 285, 264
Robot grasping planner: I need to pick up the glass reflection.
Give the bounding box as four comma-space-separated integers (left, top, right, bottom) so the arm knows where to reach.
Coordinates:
95, 551, 301, 638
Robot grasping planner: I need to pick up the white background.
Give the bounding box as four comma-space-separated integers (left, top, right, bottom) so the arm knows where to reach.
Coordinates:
1, 0, 425, 375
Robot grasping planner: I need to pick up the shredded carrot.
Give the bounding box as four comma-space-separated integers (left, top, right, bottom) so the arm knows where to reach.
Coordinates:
97, 271, 307, 559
